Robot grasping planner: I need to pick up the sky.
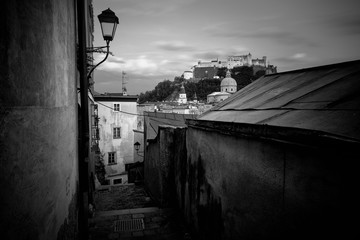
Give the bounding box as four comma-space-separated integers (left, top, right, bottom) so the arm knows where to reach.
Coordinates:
92, 0, 360, 95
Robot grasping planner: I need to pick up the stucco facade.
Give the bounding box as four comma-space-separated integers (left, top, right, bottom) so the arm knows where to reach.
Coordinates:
95, 94, 138, 184
0, 0, 88, 239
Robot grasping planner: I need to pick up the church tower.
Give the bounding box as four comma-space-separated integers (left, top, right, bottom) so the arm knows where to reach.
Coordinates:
178, 83, 187, 104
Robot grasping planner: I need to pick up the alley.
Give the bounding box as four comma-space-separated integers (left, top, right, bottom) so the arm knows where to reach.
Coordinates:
89, 184, 193, 240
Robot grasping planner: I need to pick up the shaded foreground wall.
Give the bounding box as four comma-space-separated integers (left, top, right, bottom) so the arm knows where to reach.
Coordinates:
144, 121, 359, 239
0, 1, 79, 239
144, 126, 186, 207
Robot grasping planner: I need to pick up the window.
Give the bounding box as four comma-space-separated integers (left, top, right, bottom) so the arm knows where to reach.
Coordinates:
108, 152, 116, 164
113, 178, 122, 185
113, 127, 121, 139
114, 103, 120, 111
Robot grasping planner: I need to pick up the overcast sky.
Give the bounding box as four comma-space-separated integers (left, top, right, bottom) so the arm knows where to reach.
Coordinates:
92, 0, 360, 95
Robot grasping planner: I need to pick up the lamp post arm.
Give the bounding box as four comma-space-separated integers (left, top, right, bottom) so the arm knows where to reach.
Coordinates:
87, 41, 110, 80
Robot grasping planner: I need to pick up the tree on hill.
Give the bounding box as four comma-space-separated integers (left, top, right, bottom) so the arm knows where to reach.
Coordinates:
254, 69, 266, 80
138, 66, 266, 103
217, 67, 227, 78
196, 78, 221, 101
231, 66, 253, 89
184, 81, 197, 100
155, 80, 175, 100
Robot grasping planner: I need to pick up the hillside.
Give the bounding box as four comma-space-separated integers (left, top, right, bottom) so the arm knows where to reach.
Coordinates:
138, 66, 266, 103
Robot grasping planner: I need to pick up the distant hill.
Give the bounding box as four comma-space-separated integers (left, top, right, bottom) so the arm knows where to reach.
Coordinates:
138, 66, 266, 104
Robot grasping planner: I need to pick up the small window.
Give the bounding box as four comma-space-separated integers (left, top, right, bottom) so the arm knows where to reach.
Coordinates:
113, 127, 121, 139
114, 104, 120, 111
113, 178, 122, 185
108, 152, 116, 164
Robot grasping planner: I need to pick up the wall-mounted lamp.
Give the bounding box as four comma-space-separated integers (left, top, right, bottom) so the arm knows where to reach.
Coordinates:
87, 8, 119, 80
134, 141, 144, 157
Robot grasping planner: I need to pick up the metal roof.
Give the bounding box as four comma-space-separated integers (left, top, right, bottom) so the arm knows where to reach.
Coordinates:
199, 60, 360, 140
145, 112, 196, 140
94, 93, 138, 102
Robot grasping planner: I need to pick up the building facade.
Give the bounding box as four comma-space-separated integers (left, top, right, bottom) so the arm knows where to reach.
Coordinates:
94, 93, 138, 185
0, 0, 95, 239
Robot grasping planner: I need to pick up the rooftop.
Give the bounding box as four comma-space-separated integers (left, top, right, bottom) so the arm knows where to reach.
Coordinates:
94, 92, 138, 102
199, 60, 360, 141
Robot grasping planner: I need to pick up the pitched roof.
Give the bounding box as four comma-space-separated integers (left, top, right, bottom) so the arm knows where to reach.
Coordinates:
94, 92, 138, 102
145, 112, 197, 140
199, 60, 360, 140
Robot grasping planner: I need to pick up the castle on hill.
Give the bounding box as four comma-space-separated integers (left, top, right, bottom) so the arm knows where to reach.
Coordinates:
182, 53, 277, 80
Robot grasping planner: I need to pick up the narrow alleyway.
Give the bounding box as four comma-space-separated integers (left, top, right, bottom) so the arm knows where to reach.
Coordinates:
89, 184, 193, 240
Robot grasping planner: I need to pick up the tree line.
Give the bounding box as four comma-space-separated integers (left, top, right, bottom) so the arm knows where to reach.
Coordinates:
138, 66, 266, 104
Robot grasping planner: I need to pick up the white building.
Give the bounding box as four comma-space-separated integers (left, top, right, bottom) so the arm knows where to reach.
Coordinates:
220, 70, 237, 93
207, 70, 237, 104
94, 93, 138, 185
207, 92, 232, 104
183, 70, 193, 80
178, 84, 187, 104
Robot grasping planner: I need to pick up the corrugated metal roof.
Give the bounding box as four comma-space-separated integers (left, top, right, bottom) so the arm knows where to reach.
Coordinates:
199, 60, 360, 140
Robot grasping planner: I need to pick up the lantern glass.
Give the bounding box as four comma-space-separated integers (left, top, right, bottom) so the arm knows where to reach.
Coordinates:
98, 8, 119, 42
100, 21, 117, 41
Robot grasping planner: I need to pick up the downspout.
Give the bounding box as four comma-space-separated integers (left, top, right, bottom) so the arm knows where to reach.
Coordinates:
77, 0, 89, 239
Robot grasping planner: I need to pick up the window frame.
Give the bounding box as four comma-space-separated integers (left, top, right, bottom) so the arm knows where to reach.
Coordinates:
113, 127, 121, 139
113, 103, 121, 112
108, 152, 116, 165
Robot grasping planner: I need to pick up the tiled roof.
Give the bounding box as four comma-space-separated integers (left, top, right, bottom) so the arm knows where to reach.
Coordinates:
199, 60, 360, 140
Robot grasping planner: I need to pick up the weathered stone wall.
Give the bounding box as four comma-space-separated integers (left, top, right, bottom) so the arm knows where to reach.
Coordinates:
144, 126, 186, 207
144, 121, 358, 239
0, 0, 79, 239
181, 122, 357, 239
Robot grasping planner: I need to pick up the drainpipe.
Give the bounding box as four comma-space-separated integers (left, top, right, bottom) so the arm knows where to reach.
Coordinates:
77, 0, 89, 239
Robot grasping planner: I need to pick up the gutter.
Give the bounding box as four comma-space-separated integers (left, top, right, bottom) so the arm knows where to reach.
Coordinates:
77, 0, 89, 239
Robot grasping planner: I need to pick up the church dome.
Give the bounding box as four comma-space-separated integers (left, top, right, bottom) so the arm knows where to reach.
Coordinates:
221, 70, 237, 93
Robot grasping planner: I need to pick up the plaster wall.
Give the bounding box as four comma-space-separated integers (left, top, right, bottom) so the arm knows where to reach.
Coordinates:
144, 123, 357, 239
180, 125, 356, 239
0, 0, 79, 239
97, 101, 137, 176
133, 130, 144, 164
144, 126, 183, 207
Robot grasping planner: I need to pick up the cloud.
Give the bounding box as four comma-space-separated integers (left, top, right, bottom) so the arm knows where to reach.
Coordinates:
106, 55, 126, 64
94, 70, 176, 95
203, 25, 317, 47
274, 53, 308, 64
191, 46, 248, 61
323, 15, 360, 35
94, 53, 194, 86
96, 55, 158, 75
114, 0, 198, 17
292, 53, 306, 59
153, 41, 194, 51
271, 53, 318, 71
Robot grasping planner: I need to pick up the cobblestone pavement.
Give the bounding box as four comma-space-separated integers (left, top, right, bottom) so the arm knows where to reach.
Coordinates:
94, 184, 157, 211
89, 184, 193, 240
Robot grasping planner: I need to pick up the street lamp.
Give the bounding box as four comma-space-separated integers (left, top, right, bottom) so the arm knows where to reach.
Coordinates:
87, 8, 119, 80
98, 8, 119, 43
134, 141, 144, 157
